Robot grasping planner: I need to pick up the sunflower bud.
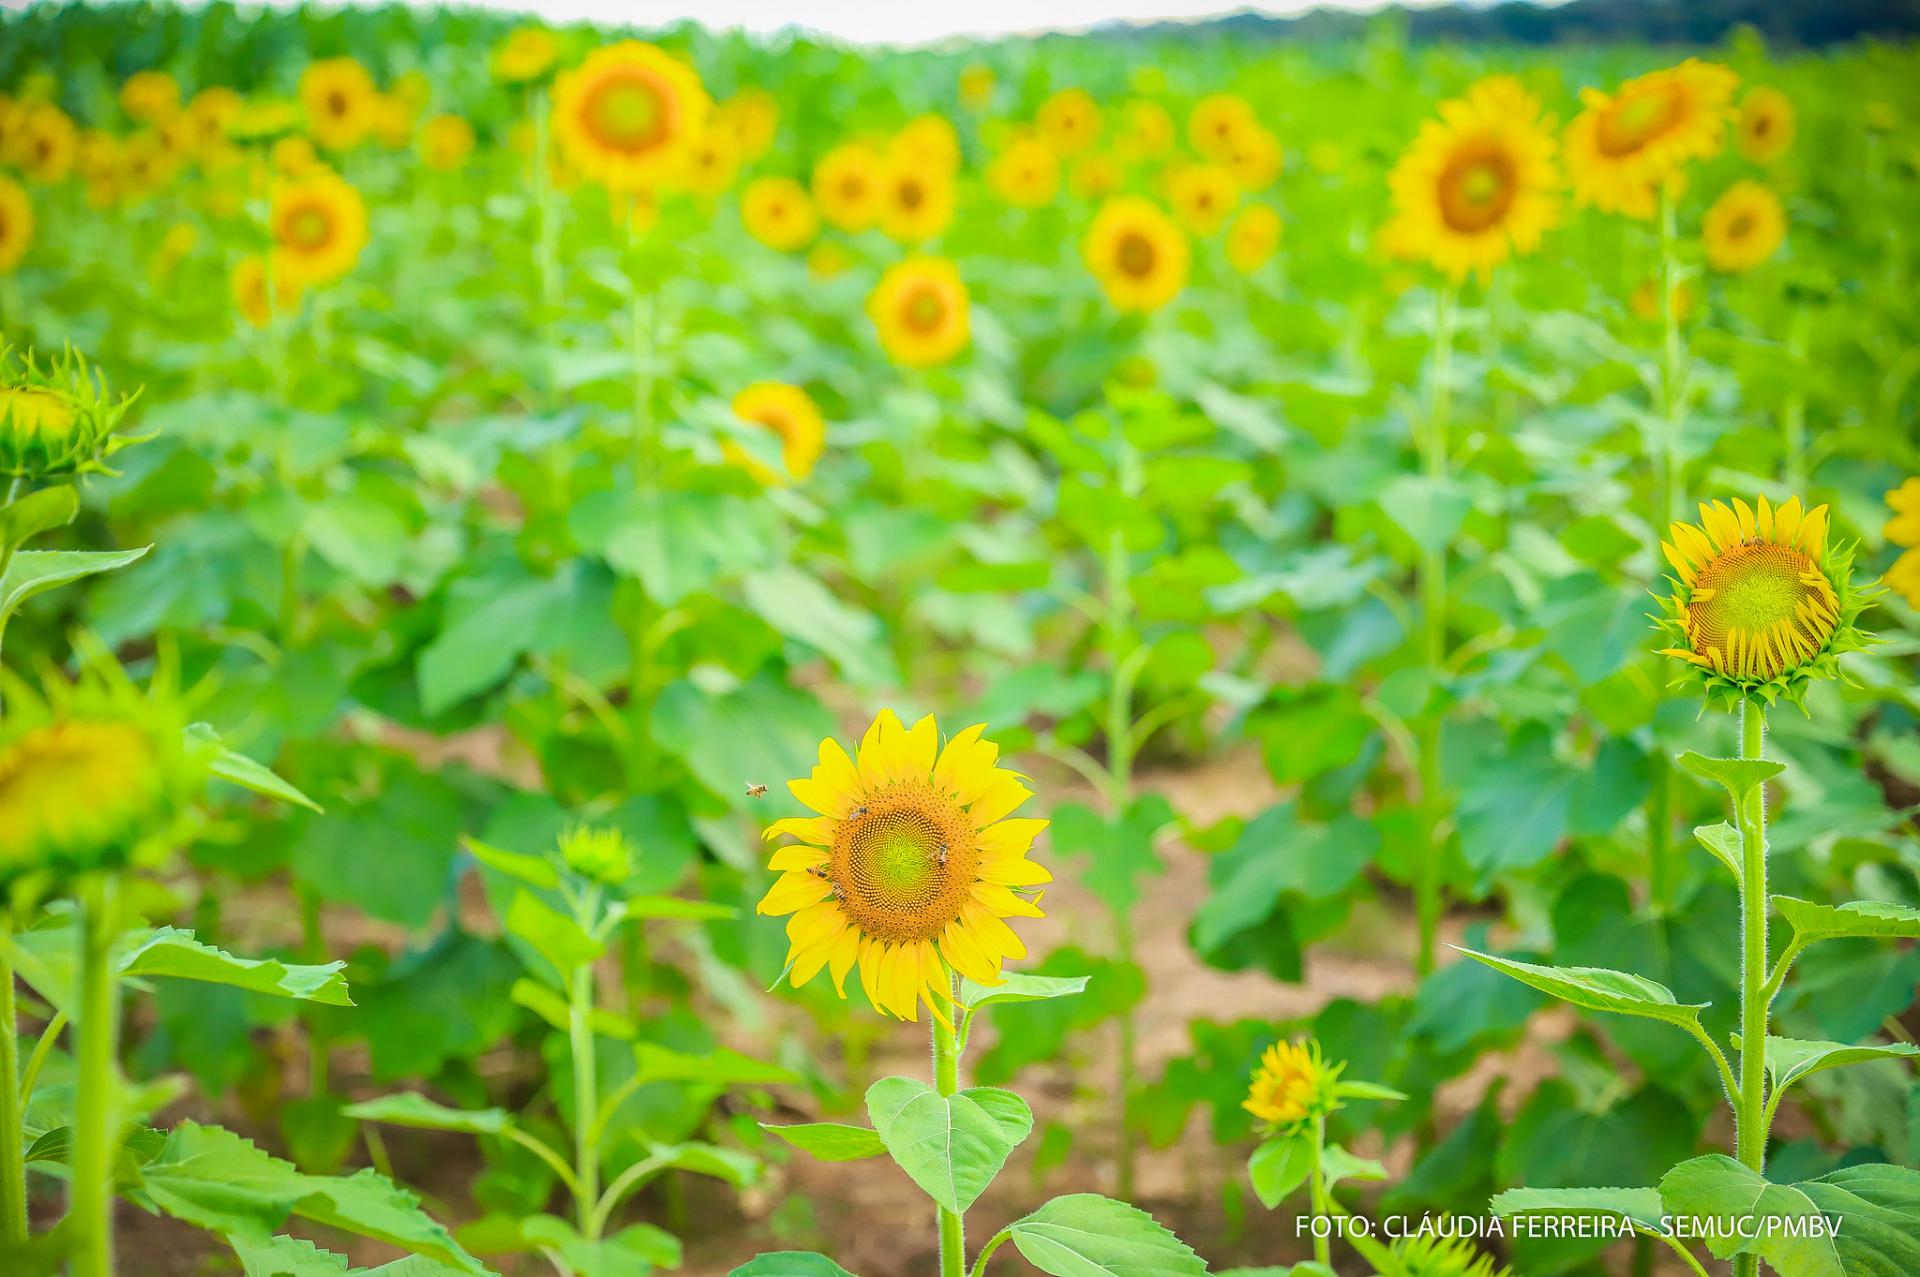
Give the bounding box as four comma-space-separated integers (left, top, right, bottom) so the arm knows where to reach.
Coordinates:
0, 344, 143, 483
1241, 1037, 1343, 1133
1389, 1234, 1515, 1277
558, 825, 635, 885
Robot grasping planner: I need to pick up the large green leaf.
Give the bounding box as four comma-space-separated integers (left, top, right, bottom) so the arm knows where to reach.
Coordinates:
1798, 1163, 1920, 1276
760, 1122, 886, 1162
1001, 1193, 1207, 1277
1455, 948, 1707, 1031
461, 836, 559, 890
1659, 1155, 1841, 1277
1764, 1036, 1920, 1097
341, 1093, 511, 1136
1247, 1132, 1313, 1208
1676, 751, 1787, 802
0, 546, 150, 621
521, 1214, 680, 1277
727, 1254, 858, 1277
120, 928, 352, 1006
504, 889, 603, 981
958, 972, 1089, 1011
864, 1076, 1032, 1214
1492, 1186, 1666, 1231
186, 724, 322, 812
1775, 897, 1920, 946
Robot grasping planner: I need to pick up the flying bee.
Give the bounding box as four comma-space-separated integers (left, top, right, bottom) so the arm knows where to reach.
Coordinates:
745, 782, 768, 798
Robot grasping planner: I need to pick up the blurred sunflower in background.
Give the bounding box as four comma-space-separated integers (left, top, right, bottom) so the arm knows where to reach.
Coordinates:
1703, 180, 1785, 272
10, 103, 77, 183
683, 127, 740, 197
269, 172, 369, 288
1565, 58, 1737, 217
231, 254, 304, 328
300, 56, 378, 151
1069, 153, 1122, 200
1384, 76, 1560, 281
740, 176, 817, 251
120, 69, 181, 125
0, 176, 32, 273
1226, 203, 1282, 273
1166, 162, 1238, 235
1038, 87, 1101, 155
889, 114, 960, 176
493, 25, 561, 85
812, 141, 886, 231
757, 711, 1049, 1024
728, 382, 825, 483
989, 135, 1060, 207
419, 114, 475, 171
881, 162, 955, 243
1188, 92, 1257, 161
1224, 124, 1283, 191
1630, 275, 1695, 322
868, 256, 971, 367
957, 63, 996, 112
553, 41, 710, 191
1736, 86, 1796, 163
1883, 478, 1920, 609
713, 88, 779, 164
1083, 196, 1189, 312
1117, 98, 1174, 160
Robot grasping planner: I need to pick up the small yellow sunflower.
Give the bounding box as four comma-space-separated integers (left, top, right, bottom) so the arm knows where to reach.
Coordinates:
1188, 93, 1257, 161
226, 97, 301, 147
757, 711, 1050, 1024
881, 162, 955, 244
1083, 196, 1189, 313
420, 115, 475, 172
1656, 495, 1876, 708
0, 177, 33, 274
728, 382, 826, 483
868, 257, 971, 368
272, 134, 320, 178
0, 343, 142, 481
1117, 99, 1174, 160
989, 136, 1061, 208
269, 172, 369, 288
231, 254, 303, 328
1166, 162, 1239, 236
1226, 204, 1283, 273
1224, 125, 1283, 192
1565, 59, 1738, 219
1385, 83, 1561, 282
185, 87, 242, 156
121, 70, 182, 125
1038, 88, 1101, 156
1703, 180, 1785, 273
958, 64, 996, 112
1069, 153, 1122, 200
812, 142, 887, 232
12, 103, 77, 184
1243, 1038, 1341, 1131
1736, 87, 1796, 164
493, 26, 561, 85
889, 115, 961, 176
713, 89, 780, 164
740, 176, 818, 251
553, 42, 711, 191
300, 57, 378, 152
682, 127, 740, 197
1883, 479, 1920, 610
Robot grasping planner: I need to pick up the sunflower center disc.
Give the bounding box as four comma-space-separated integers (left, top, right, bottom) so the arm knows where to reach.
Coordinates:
1598, 85, 1682, 156
1688, 541, 1832, 679
903, 287, 946, 333
830, 782, 978, 944
287, 206, 331, 249
1437, 146, 1517, 233
588, 76, 668, 152
1117, 231, 1156, 277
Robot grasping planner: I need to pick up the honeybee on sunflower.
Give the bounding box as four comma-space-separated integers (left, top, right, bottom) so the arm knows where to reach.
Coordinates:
727, 382, 826, 484
757, 711, 1049, 1024
1656, 495, 1877, 709
867, 258, 971, 368
0, 343, 144, 484
1082, 196, 1189, 313
553, 41, 711, 192
740, 176, 818, 251
1702, 180, 1785, 273
1564, 59, 1737, 218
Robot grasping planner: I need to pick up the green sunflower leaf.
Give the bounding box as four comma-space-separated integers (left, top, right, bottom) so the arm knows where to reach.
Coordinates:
1453, 947, 1708, 1031
865, 1077, 1032, 1214
1775, 896, 1920, 946
760, 1122, 886, 1162
341, 1093, 511, 1136
1492, 1185, 1666, 1231
1001, 1193, 1207, 1277
1247, 1132, 1313, 1208
1675, 751, 1785, 803
728, 1253, 859, 1277
1763, 1035, 1920, 1096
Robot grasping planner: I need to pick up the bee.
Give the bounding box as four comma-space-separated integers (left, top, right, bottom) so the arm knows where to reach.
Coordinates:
745, 782, 768, 798
935, 842, 950, 865
850, 805, 869, 818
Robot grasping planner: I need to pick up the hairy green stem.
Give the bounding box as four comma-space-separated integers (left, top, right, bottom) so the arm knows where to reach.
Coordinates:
1308, 1115, 1330, 1268
1733, 698, 1770, 1277
70, 876, 121, 1277
1414, 285, 1456, 976
932, 1009, 965, 1277
1, 916, 29, 1245
569, 960, 601, 1237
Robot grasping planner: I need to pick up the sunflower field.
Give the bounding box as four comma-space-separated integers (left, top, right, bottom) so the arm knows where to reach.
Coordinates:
2, 4, 1920, 1276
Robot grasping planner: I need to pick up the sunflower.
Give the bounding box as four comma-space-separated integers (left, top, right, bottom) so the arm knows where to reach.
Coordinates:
890, 115, 961, 176
1656, 495, 1876, 709
1242, 1038, 1342, 1131
1038, 88, 1101, 156
740, 176, 817, 251
1166, 163, 1238, 236
1389, 1235, 1514, 1277
231, 254, 303, 328
868, 257, 971, 368
1224, 125, 1283, 192
958, 64, 996, 112
268, 172, 369, 288
1565, 59, 1738, 218
1883, 478, 1920, 610
420, 115, 475, 172
121, 70, 181, 125
1069, 153, 1122, 200
1117, 99, 1174, 160
185, 87, 242, 156
372, 92, 418, 150
1703, 180, 1785, 273
1736, 87, 1795, 164
1385, 83, 1561, 282
0, 177, 32, 274
300, 57, 378, 151
1189, 93, 1258, 161
728, 382, 826, 483
713, 89, 780, 164
493, 26, 561, 85
272, 135, 320, 178
0, 343, 141, 482
1083, 197, 1189, 313
989, 137, 1060, 208
12, 103, 77, 184
812, 142, 887, 232
1226, 204, 1283, 273
558, 826, 635, 885
121, 130, 182, 200
756, 711, 1050, 1024
881, 162, 955, 244
553, 42, 711, 191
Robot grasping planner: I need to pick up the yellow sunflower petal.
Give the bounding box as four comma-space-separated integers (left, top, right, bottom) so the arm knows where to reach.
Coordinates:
757, 870, 832, 916
764, 815, 839, 845
787, 899, 848, 949
978, 856, 1053, 887
972, 880, 1047, 918
967, 776, 1034, 828
768, 845, 829, 872
975, 817, 1048, 856
828, 925, 861, 996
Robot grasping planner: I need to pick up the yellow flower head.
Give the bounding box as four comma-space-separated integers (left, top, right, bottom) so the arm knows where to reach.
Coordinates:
1703, 180, 1785, 273
868, 257, 971, 368
372, 91, 418, 150
1242, 1038, 1340, 1130
1224, 125, 1283, 192
1226, 204, 1283, 273
121, 70, 182, 124
558, 825, 635, 885
1565, 59, 1738, 218
11, 103, 77, 184
1166, 162, 1239, 236
420, 114, 476, 172
1883, 479, 1920, 610
0, 177, 33, 274
1737, 87, 1796, 164
1038, 88, 1101, 156
269, 172, 369, 289
741, 176, 818, 251
890, 115, 961, 176
0, 343, 143, 482
300, 57, 379, 151
713, 89, 780, 164
881, 161, 956, 244
1657, 495, 1876, 708
185, 87, 243, 155
1117, 99, 1174, 160
813, 142, 887, 232
232, 254, 304, 328
272, 134, 320, 178
1386, 82, 1561, 282
757, 711, 1050, 1024
553, 42, 711, 191
1083, 196, 1189, 313
1189, 93, 1258, 161
682, 127, 741, 197
958, 63, 997, 111
989, 136, 1060, 208
729, 382, 826, 483
494, 26, 562, 85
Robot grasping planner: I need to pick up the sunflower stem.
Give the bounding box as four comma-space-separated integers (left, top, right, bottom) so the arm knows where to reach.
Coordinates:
1648, 179, 1687, 916
70, 874, 121, 1277
931, 1008, 965, 1277
1103, 506, 1140, 1199
531, 83, 560, 409
1414, 283, 1455, 977
1732, 698, 1770, 1277
1307, 1114, 1330, 1268
0, 914, 30, 1246
623, 196, 659, 787
568, 889, 603, 1239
